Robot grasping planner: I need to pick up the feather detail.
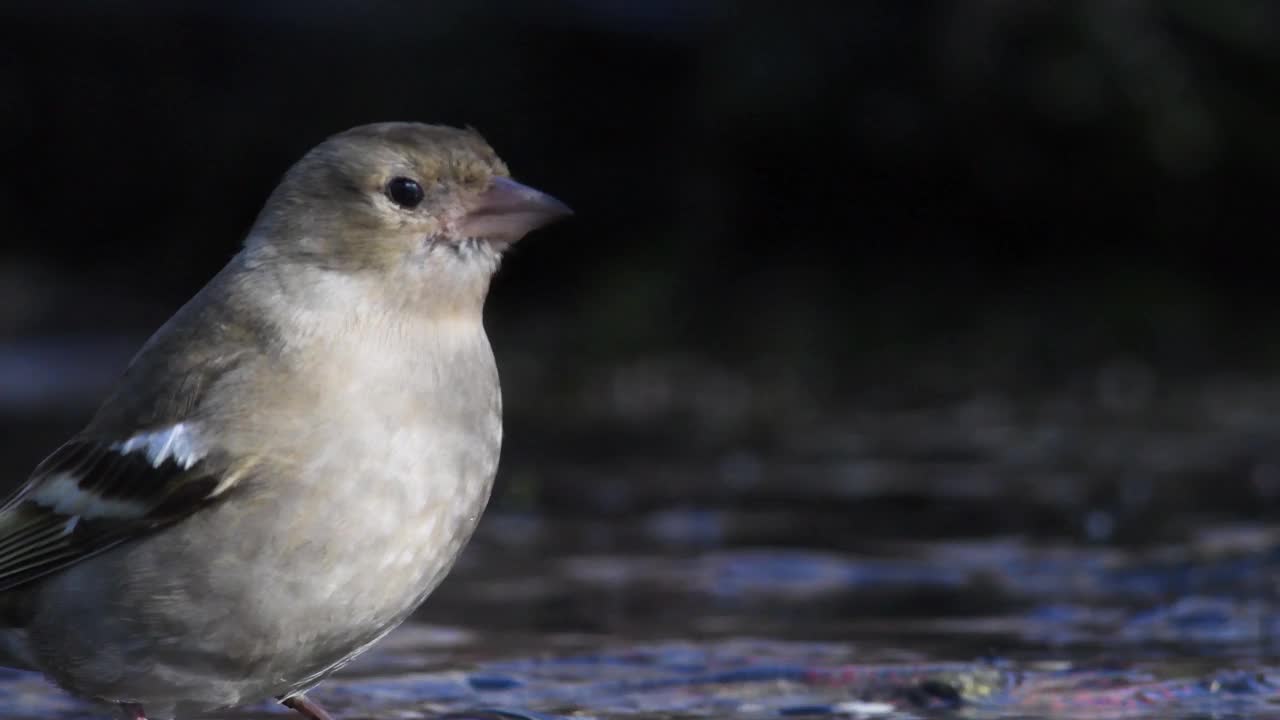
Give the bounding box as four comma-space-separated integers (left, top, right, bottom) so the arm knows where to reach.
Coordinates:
110, 423, 203, 471
28, 474, 149, 520
0, 425, 240, 592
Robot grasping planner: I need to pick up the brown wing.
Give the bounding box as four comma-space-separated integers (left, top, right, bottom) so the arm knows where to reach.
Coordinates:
0, 430, 230, 592
0, 258, 271, 594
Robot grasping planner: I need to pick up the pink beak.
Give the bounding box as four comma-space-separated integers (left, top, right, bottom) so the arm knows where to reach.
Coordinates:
458, 177, 572, 244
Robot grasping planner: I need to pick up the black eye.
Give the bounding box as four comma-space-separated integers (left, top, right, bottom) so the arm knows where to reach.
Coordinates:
386, 177, 424, 208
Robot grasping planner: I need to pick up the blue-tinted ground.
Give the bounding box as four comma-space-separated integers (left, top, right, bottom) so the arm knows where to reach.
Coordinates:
4, 327, 1280, 719
7, 524, 1280, 719
3, 1, 1280, 717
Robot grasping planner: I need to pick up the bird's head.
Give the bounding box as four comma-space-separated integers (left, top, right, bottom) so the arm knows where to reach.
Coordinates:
246, 122, 570, 310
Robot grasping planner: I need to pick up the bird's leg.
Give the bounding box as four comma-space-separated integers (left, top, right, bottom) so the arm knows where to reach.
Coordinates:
281, 694, 337, 720
118, 703, 147, 720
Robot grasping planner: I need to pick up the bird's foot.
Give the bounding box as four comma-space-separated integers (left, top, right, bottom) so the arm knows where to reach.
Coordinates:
118, 703, 147, 720
282, 693, 337, 720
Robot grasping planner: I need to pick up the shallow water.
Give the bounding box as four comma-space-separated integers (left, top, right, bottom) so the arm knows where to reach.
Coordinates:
4, 340, 1280, 718
5, 521, 1280, 719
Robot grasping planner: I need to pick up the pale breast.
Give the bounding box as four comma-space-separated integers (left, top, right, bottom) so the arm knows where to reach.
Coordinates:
24, 263, 508, 710
156, 306, 502, 686
257, 308, 503, 625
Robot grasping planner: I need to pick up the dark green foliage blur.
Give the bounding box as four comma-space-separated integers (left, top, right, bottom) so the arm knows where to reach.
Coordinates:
2, 1, 1280, 536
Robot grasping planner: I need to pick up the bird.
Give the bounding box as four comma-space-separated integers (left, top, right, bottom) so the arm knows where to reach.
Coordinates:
0, 122, 571, 719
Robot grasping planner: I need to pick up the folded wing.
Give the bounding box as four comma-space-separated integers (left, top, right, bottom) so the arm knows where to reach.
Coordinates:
0, 423, 236, 592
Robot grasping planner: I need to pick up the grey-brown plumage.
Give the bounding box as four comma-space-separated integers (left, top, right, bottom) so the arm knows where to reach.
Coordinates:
0, 123, 570, 720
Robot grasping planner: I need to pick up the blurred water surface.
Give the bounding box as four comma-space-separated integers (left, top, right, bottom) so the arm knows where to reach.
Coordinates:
4, 335, 1280, 719
3, 0, 1280, 717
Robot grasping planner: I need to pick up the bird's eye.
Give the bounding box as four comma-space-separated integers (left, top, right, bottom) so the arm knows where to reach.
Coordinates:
386, 177, 424, 209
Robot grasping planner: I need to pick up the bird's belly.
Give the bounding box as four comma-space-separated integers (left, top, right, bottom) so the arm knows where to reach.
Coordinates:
26, 419, 497, 711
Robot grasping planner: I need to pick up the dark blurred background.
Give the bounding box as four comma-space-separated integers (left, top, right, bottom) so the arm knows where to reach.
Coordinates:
3, 0, 1280, 561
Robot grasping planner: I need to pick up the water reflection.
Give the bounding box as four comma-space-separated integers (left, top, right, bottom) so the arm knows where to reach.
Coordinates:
4, 341, 1280, 718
